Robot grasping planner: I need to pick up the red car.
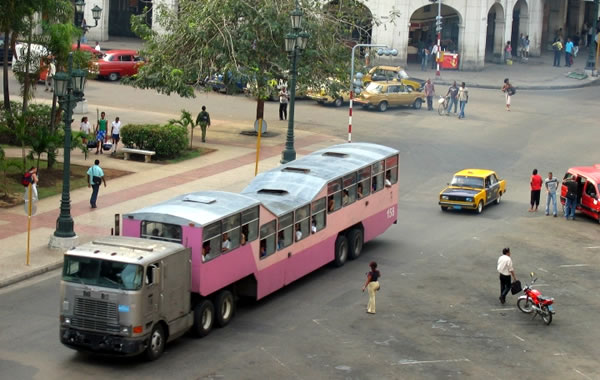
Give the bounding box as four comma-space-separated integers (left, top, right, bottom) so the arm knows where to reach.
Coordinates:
560, 165, 600, 223
72, 43, 104, 59
92, 49, 144, 81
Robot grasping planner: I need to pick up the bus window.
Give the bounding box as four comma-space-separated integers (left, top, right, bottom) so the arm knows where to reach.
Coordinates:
222, 213, 241, 252
277, 212, 293, 250
342, 173, 357, 206
259, 220, 276, 258
311, 197, 326, 233
295, 204, 310, 241
327, 179, 342, 213
385, 155, 398, 185
241, 206, 259, 245
202, 222, 221, 261
372, 160, 384, 192
141, 221, 182, 243
358, 166, 371, 199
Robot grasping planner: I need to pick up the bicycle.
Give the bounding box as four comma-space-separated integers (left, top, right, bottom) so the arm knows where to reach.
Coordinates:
437, 96, 450, 116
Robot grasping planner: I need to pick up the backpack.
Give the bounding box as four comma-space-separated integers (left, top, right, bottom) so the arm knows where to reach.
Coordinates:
22, 172, 33, 187
507, 86, 516, 96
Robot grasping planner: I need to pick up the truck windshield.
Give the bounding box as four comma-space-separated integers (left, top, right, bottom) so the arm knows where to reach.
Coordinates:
62, 256, 143, 290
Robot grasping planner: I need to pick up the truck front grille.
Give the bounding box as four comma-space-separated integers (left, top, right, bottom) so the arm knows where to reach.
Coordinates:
74, 297, 118, 321
71, 317, 121, 334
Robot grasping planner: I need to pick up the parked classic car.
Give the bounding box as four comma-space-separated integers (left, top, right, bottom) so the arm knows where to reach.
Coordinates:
306, 87, 350, 107
439, 169, 507, 214
92, 49, 144, 81
560, 165, 600, 223
354, 82, 425, 112
362, 65, 425, 91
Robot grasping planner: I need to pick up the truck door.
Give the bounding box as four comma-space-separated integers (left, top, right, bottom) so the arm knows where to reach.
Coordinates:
144, 263, 160, 324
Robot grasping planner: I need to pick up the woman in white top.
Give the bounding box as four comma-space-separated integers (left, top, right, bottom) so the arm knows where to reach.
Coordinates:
111, 117, 122, 153
80, 116, 92, 144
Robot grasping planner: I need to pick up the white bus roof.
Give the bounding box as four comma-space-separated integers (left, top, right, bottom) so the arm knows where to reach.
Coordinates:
124, 190, 260, 227
65, 236, 185, 265
242, 142, 399, 216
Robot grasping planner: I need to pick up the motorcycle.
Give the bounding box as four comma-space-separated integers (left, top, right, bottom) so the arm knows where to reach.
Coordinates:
517, 272, 555, 325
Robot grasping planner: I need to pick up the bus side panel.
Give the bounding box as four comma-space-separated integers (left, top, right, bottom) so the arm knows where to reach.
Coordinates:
122, 219, 141, 237
184, 226, 203, 293
284, 235, 336, 286
363, 204, 398, 243
255, 255, 286, 300
197, 243, 258, 296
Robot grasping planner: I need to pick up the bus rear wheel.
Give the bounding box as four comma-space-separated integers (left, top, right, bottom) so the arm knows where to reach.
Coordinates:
347, 228, 364, 260
193, 299, 214, 337
215, 289, 235, 327
333, 235, 348, 267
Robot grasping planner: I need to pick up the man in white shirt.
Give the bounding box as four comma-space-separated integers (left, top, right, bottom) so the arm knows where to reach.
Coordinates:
110, 117, 122, 153
94, 41, 101, 52
497, 247, 517, 304
295, 224, 302, 241
221, 233, 231, 252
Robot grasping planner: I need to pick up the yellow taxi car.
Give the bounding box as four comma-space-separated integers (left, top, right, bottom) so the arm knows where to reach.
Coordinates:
354, 82, 425, 112
306, 88, 351, 107
362, 65, 425, 91
439, 169, 507, 214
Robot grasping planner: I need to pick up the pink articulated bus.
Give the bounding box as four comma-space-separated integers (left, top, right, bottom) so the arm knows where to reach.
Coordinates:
59, 143, 398, 360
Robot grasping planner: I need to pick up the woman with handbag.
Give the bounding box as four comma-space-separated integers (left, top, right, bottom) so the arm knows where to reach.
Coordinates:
362, 261, 381, 314
501, 78, 514, 111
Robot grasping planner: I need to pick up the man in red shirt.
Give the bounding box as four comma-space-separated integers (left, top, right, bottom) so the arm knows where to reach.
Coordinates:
529, 168, 543, 212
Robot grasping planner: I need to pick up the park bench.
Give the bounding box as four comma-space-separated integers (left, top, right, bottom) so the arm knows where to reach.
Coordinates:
121, 148, 156, 163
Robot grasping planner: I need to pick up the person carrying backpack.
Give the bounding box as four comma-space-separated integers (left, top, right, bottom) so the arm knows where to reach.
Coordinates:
22, 167, 39, 200
501, 78, 515, 111
196, 105, 211, 143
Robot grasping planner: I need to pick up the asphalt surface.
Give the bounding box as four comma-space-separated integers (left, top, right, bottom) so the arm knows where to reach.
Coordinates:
1, 79, 599, 379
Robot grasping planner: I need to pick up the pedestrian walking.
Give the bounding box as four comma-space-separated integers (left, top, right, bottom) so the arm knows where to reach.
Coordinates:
457, 82, 468, 119
279, 87, 289, 120
445, 81, 459, 114
564, 176, 578, 220
195, 105, 211, 143
362, 261, 381, 314
80, 116, 92, 145
22, 166, 39, 200
44, 58, 56, 92
504, 41, 512, 63
87, 159, 106, 209
564, 38, 574, 67
544, 172, 559, 217
497, 247, 517, 305
430, 43, 438, 70
110, 116, 121, 153
95, 111, 108, 154
424, 79, 435, 111
421, 46, 430, 71
529, 168, 543, 212
518, 33, 525, 58
552, 38, 563, 67
501, 78, 513, 111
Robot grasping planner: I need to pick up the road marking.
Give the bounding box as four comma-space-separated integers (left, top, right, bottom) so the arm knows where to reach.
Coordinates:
491, 308, 516, 311
260, 347, 302, 378
512, 334, 525, 342
574, 369, 593, 379
559, 264, 589, 268
398, 358, 470, 365
553, 352, 567, 356
537, 268, 548, 273
584, 246, 600, 249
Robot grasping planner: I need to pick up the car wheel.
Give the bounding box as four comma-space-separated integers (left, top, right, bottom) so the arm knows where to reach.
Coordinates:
378, 101, 388, 112
108, 72, 119, 81
477, 201, 483, 214
333, 97, 343, 107
413, 98, 423, 110
495, 192, 502, 204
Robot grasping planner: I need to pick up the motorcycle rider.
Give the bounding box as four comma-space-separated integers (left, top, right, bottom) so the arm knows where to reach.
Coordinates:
497, 247, 517, 304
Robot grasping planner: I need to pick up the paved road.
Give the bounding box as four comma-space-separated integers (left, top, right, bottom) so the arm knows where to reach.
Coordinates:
1, 78, 599, 379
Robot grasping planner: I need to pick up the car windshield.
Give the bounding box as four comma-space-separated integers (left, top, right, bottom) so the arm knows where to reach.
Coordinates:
398, 70, 409, 79
62, 256, 143, 290
366, 83, 384, 93
451, 175, 484, 189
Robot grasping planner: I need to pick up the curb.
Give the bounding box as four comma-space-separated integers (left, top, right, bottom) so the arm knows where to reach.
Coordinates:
433, 76, 599, 90
0, 260, 63, 289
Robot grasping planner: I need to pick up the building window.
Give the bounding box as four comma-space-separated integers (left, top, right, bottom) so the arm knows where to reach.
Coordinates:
327, 179, 342, 213
259, 220, 276, 259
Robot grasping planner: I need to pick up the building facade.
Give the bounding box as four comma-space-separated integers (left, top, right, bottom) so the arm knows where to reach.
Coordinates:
84, 0, 599, 70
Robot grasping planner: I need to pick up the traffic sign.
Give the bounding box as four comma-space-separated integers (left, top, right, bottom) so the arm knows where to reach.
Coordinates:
254, 119, 267, 134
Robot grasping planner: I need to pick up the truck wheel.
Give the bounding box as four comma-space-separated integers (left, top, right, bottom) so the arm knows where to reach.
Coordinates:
215, 290, 235, 327
193, 299, 214, 337
333, 235, 348, 267
347, 228, 363, 260
144, 324, 165, 361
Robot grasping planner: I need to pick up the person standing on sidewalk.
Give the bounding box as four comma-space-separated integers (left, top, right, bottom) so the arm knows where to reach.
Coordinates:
110, 116, 121, 154
457, 82, 468, 119
362, 261, 381, 314
529, 168, 543, 212
501, 78, 513, 111
564, 176, 578, 220
445, 81, 459, 114
424, 79, 435, 111
564, 38, 574, 67
95, 111, 108, 154
552, 38, 563, 67
196, 106, 211, 143
87, 159, 106, 209
421, 45, 430, 71
430, 43, 438, 70
504, 41, 512, 63
80, 116, 92, 146
44, 58, 56, 92
278, 87, 289, 120
497, 247, 517, 305
544, 172, 559, 217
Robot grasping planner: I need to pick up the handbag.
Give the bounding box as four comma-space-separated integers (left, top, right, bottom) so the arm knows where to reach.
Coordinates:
510, 280, 522, 295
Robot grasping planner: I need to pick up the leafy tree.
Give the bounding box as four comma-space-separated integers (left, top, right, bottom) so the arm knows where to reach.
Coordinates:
27, 119, 63, 171
169, 109, 196, 149
126, 0, 398, 119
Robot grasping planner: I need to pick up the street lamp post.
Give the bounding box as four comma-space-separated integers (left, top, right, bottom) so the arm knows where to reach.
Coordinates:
585, 0, 599, 74
49, 53, 87, 248
75, 0, 102, 50
281, 1, 309, 164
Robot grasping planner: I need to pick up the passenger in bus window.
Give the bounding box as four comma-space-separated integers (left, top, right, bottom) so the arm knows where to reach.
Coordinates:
277, 231, 284, 250
260, 240, 267, 258
150, 228, 160, 240
342, 189, 349, 206
311, 217, 317, 234
328, 196, 335, 212
357, 183, 364, 199
221, 232, 231, 252
241, 225, 248, 245
202, 242, 211, 262
385, 171, 392, 187
372, 176, 378, 191
295, 224, 302, 241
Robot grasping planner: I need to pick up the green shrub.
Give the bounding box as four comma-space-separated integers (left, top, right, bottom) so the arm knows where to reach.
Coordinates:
120, 123, 188, 159
0, 101, 55, 145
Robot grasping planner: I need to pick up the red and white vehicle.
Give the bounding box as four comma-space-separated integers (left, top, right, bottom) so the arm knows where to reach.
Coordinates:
92, 49, 144, 81
560, 165, 600, 223
517, 273, 555, 325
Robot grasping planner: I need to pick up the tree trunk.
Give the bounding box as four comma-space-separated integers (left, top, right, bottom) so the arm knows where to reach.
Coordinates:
190, 126, 194, 149
256, 98, 265, 121
21, 15, 34, 115
47, 93, 58, 168
2, 30, 11, 112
